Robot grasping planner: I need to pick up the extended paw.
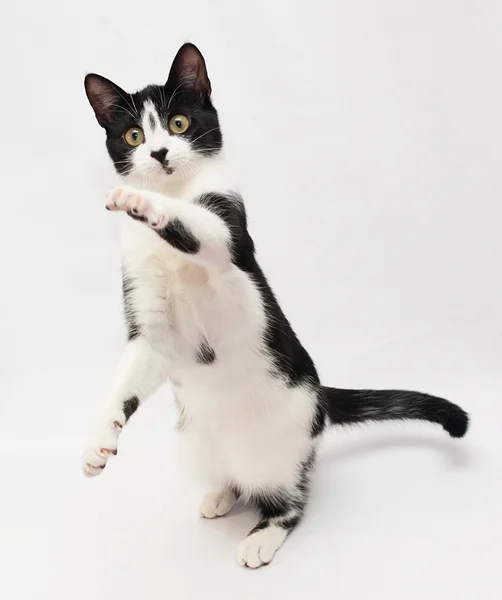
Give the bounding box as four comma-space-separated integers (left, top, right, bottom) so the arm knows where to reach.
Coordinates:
200, 489, 236, 519
237, 525, 288, 569
82, 418, 123, 478
105, 186, 167, 229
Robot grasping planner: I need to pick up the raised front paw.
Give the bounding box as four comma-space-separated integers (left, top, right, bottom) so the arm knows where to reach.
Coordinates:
82, 416, 124, 477
105, 186, 168, 229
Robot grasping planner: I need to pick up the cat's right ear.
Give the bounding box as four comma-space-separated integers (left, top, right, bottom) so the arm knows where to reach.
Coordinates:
84, 74, 126, 128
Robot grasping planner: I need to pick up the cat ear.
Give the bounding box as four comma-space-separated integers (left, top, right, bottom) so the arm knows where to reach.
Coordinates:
166, 43, 211, 99
84, 74, 126, 128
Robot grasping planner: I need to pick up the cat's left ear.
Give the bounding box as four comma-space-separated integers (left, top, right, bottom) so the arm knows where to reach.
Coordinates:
166, 43, 211, 99
84, 74, 127, 128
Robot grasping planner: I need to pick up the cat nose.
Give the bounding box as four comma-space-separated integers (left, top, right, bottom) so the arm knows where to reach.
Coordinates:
150, 148, 168, 163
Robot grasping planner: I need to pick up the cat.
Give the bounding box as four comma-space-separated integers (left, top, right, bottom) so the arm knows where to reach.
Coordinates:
82, 43, 469, 568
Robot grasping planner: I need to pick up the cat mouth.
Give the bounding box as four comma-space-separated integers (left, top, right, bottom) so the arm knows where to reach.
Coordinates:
162, 164, 174, 175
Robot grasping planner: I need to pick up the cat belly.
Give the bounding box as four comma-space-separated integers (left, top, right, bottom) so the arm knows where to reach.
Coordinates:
176, 381, 316, 493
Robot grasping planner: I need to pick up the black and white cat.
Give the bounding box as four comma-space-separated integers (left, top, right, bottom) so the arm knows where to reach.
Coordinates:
83, 43, 469, 568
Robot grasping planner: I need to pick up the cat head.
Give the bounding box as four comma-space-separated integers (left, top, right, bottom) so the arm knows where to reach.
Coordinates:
85, 43, 222, 184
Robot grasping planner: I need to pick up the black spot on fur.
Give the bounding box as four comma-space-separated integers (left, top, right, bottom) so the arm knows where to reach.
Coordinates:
123, 396, 139, 421
158, 218, 200, 254
196, 339, 216, 364
122, 274, 140, 340
148, 112, 155, 130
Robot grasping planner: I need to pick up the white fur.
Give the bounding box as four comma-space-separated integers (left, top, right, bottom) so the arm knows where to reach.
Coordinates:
83, 101, 317, 565
200, 489, 236, 519
237, 525, 288, 569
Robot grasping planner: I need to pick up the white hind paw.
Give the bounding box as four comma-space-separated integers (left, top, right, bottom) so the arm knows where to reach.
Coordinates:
237, 525, 288, 569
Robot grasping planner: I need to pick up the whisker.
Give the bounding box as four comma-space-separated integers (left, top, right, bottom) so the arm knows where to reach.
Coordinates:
191, 127, 221, 145
114, 88, 140, 118
106, 102, 138, 121
166, 83, 186, 111
129, 93, 138, 116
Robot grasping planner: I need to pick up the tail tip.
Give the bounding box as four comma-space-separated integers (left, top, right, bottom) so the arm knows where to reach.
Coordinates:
443, 409, 469, 438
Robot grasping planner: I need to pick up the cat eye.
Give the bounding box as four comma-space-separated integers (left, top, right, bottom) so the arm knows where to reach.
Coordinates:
168, 114, 190, 135
124, 127, 145, 147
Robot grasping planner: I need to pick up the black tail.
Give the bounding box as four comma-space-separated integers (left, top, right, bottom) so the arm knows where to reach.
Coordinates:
322, 386, 469, 438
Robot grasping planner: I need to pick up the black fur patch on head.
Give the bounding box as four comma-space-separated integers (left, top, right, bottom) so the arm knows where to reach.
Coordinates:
148, 112, 155, 131
196, 339, 216, 365
84, 44, 222, 176
123, 396, 139, 421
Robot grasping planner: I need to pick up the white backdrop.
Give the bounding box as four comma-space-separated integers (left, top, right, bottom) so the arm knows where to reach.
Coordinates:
1, 1, 501, 599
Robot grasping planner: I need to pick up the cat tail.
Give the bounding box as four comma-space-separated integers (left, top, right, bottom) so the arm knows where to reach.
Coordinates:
321, 386, 469, 438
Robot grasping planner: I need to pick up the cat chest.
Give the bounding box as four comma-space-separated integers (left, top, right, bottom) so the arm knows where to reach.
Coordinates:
128, 261, 216, 344
125, 254, 264, 373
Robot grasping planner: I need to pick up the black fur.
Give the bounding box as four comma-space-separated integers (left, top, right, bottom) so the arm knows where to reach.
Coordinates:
126, 212, 200, 254
122, 274, 140, 340
310, 402, 327, 437
158, 218, 200, 254
196, 339, 216, 365
123, 396, 139, 421
321, 386, 469, 438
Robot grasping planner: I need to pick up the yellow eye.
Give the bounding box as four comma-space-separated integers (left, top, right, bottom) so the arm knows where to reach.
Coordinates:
168, 114, 190, 135
124, 128, 145, 147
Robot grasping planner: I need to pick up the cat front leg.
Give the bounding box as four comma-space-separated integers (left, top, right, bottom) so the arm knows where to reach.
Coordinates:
106, 186, 233, 271
82, 337, 169, 476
